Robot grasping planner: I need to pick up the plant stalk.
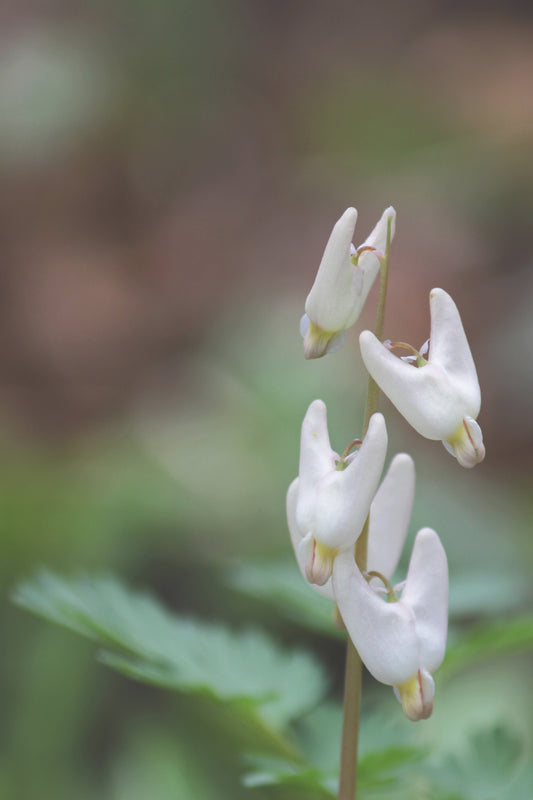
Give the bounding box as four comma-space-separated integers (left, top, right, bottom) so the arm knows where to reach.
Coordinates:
337, 217, 392, 799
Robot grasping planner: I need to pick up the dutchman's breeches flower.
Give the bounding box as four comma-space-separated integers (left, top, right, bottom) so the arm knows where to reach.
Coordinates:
286, 399, 388, 586
333, 527, 449, 721
359, 288, 485, 467
288, 451, 415, 600
301, 206, 396, 359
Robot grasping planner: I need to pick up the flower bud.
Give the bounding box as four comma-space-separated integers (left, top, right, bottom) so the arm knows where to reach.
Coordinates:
302, 207, 396, 358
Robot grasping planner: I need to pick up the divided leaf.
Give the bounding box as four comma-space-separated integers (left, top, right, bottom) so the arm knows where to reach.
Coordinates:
442, 615, 533, 680
243, 705, 426, 797
430, 725, 528, 800
13, 570, 326, 730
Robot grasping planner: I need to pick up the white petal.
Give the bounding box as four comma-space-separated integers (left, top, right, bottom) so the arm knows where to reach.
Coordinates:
342, 206, 396, 329
296, 400, 336, 534
359, 330, 464, 439
304, 208, 359, 331
429, 289, 481, 417
325, 329, 346, 355
287, 478, 302, 554
361, 206, 396, 254
368, 453, 415, 579
401, 528, 448, 674
299, 313, 311, 338
312, 412, 388, 549
287, 478, 334, 599
343, 252, 381, 329
333, 549, 419, 686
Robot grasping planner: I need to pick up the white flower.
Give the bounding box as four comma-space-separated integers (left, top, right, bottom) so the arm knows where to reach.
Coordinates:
301, 206, 396, 359
333, 527, 448, 721
286, 399, 388, 586
359, 288, 485, 467
287, 452, 415, 600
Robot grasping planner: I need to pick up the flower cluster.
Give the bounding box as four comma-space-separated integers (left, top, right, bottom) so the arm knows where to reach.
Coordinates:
288, 206, 484, 721
288, 400, 448, 720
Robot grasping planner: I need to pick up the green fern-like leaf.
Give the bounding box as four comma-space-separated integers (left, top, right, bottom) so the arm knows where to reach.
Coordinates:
13, 570, 326, 730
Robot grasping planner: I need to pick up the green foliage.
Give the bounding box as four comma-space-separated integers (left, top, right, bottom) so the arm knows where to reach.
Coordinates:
242, 713, 533, 800
242, 754, 335, 795
242, 705, 427, 797
228, 560, 340, 637
430, 725, 532, 800
111, 728, 220, 800
12, 571, 326, 731
242, 741, 426, 797
446, 571, 531, 619
442, 615, 533, 680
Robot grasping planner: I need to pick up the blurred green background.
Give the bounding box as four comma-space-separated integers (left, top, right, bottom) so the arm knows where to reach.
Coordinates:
1, 1, 533, 798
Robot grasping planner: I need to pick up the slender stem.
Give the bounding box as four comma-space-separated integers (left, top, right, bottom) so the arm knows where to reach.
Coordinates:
337, 216, 392, 800
338, 639, 362, 799
363, 219, 392, 436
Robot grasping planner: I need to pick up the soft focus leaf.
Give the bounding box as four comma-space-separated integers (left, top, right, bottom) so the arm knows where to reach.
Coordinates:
448, 571, 531, 619
228, 561, 340, 637
243, 705, 427, 797
430, 725, 527, 800
112, 730, 218, 800
242, 754, 336, 795
442, 615, 533, 679
13, 571, 326, 730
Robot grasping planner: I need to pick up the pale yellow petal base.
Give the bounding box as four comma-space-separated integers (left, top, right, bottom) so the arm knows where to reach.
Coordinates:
300, 535, 338, 585
444, 416, 485, 468
303, 320, 345, 359
395, 669, 434, 721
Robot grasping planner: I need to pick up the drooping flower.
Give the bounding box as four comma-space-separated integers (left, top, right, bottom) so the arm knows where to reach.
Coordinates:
333, 527, 448, 721
286, 399, 387, 586
301, 206, 396, 359
359, 288, 485, 467
287, 452, 415, 600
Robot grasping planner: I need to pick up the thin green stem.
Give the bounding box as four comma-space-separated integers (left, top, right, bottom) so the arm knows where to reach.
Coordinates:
338, 639, 362, 799
363, 219, 392, 436
337, 216, 392, 800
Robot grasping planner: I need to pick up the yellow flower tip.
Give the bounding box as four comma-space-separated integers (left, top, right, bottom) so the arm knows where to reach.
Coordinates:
302, 320, 345, 360
300, 314, 346, 359
303, 538, 338, 586
444, 416, 485, 468
303, 321, 332, 359
396, 670, 434, 722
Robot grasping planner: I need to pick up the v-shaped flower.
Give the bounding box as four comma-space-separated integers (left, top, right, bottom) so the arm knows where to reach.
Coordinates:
301, 206, 396, 358
287, 451, 415, 600
333, 527, 448, 721
360, 288, 485, 467
286, 399, 388, 585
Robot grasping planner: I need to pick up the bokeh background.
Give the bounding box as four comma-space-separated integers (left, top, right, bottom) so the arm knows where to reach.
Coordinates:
1, 1, 533, 797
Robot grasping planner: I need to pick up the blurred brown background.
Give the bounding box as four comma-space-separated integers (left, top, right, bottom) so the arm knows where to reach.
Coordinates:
1, 0, 532, 452
1, 1, 533, 798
